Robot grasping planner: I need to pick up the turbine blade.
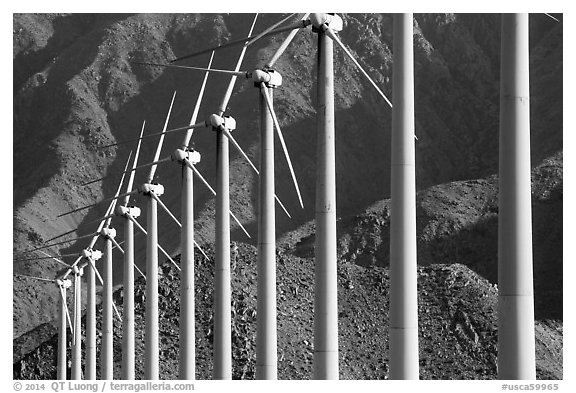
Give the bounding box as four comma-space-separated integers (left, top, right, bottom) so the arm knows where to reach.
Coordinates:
207, 127, 292, 218
37, 250, 71, 267
28, 232, 99, 252
102, 122, 205, 150
17, 253, 77, 262
126, 157, 172, 179
62, 255, 84, 280
58, 190, 138, 218
544, 13, 560, 22
246, 13, 296, 48
59, 286, 74, 332
185, 160, 252, 238
184, 51, 215, 149
109, 237, 125, 254
148, 91, 177, 183
194, 240, 209, 260
134, 61, 246, 77
158, 244, 180, 272
88, 201, 118, 249
266, 13, 310, 68
218, 14, 259, 115
125, 122, 147, 206
170, 19, 308, 63
219, 127, 260, 174
219, 128, 295, 216
15, 273, 55, 283
150, 193, 182, 228
111, 223, 142, 281
261, 84, 304, 208
81, 177, 104, 187
45, 226, 81, 243
72, 276, 78, 341
86, 257, 104, 286
46, 212, 115, 245
186, 160, 216, 195
104, 150, 134, 227
112, 301, 122, 321
126, 214, 181, 272
134, 263, 146, 280
325, 27, 393, 108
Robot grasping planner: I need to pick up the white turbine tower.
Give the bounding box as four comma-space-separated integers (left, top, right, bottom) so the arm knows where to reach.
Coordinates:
71, 264, 83, 380
498, 12, 536, 380
389, 13, 419, 379
140, 91, 177, 380
308, 13, 393, 379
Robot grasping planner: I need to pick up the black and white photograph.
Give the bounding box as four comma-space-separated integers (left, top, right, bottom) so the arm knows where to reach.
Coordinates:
9, 6, 568, 390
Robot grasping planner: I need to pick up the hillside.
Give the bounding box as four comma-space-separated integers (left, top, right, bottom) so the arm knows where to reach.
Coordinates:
13, 248, 563, 380
13, 12, 562, 371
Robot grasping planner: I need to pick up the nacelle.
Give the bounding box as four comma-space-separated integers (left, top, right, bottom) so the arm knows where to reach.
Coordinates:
82, 248, 103, 261
140, 183, 165, 196
252, 69, 282, 88
116, 205, 141, 218
100, 227, 116, 239
208, 114, 236, 132
310, 13, 343, 32
172, 148, 201, 165
56, 278, 72, 289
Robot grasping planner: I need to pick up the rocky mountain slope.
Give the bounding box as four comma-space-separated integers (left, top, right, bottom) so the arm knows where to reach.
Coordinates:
13, 13, 562, 377
13, 246, 563, 380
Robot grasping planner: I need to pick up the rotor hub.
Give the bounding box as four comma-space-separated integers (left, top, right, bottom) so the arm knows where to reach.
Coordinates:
140, 183, 165, 196
100, 227, 116, 239
56, 278, 72, 289
172, 148, 201, 165
116, 205, 141, 218
82, 248, 103, 261
251, 69, 282, 88
208, 114, 236, 132
310, 13, 343, 32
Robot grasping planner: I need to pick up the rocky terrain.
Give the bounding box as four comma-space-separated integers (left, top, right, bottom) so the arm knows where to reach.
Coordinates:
12, 248, 563, 380
13, 13, 562, 379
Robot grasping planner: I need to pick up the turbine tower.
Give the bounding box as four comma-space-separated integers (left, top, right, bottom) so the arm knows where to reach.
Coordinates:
389, 13, 419, 380
143, 91, 177, 380
311, 13, 340, 380
498, 12, 536, 380
56, 278, 72, 380
71, 265, 83, 380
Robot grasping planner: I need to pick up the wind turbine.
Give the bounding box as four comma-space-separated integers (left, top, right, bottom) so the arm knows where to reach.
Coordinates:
99, 152, 134, 380
15, 273, 73, 380
307, 13, 394, 379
